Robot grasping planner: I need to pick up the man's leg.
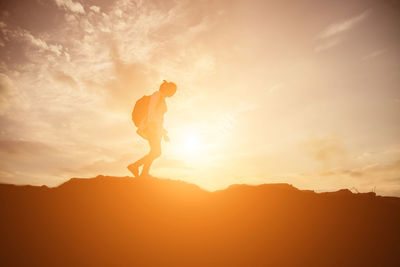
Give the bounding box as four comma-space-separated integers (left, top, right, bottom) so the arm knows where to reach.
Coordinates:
127, 150, 151, 177
127, 162, 140, 177
141, 136, 162, 176
127, 145, 150, 177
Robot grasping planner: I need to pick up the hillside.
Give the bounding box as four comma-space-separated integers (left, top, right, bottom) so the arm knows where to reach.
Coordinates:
1, 175, 400, 266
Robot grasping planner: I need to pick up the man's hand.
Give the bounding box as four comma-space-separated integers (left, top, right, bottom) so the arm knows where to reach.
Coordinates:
163, 135, 170, 142
162, 128, 169, 142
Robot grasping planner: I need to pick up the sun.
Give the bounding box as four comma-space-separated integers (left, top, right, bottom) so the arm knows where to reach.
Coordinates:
182, 133, 201, 153
172, 130, 206, 161
166, 126, 216, 164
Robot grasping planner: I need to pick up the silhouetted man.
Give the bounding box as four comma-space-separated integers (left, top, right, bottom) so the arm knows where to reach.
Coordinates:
127, 80, 177, 177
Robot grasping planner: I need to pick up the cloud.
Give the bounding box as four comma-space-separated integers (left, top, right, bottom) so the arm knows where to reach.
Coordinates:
103, 42, 159, 111
314, 9, 371, 52
268, 83, 284, 94
319, 160, 400, 182
52, 71, 78, 87
89, 6, 100, 13
0, 139, 57, 156
0, 21, 64, 62
0, 21, 7, 37
0, 73, 26, 115
363, 49, 385, 60
0, 170, 14, 179
53, 0, 85, 14
154, 158, 194, 171
314, 38, 342, 52
72, 153, 133, 174
318, 9, 371, 39
306, 145, 400, 195
303, 135, 349, 168
363, 160, 400, 178
22, 30, 63, 56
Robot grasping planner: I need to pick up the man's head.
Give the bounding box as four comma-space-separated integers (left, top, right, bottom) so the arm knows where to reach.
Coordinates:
159, 80, 177, 97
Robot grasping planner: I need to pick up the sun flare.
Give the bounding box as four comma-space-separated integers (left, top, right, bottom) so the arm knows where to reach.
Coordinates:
168, 129, 208, 162
181, 133, 202, 154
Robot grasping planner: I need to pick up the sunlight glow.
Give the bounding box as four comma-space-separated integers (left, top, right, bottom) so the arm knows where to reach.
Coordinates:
185, 135, 200, 151
180, 132, 202, 155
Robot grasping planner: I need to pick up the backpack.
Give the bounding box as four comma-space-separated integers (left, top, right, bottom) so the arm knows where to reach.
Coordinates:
132, 95, 150, 127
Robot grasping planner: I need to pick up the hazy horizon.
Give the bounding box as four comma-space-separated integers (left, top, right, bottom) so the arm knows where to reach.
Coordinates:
0, 0, 399, 196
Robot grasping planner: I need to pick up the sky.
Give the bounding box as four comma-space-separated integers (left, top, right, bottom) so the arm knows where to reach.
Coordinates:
0, 0, 399, 196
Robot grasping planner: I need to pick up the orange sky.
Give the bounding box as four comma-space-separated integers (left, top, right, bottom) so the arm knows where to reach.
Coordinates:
0, 0, 399, 196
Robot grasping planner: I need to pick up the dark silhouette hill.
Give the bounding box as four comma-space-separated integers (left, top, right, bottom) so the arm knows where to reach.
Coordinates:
1, 175, 399, 266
